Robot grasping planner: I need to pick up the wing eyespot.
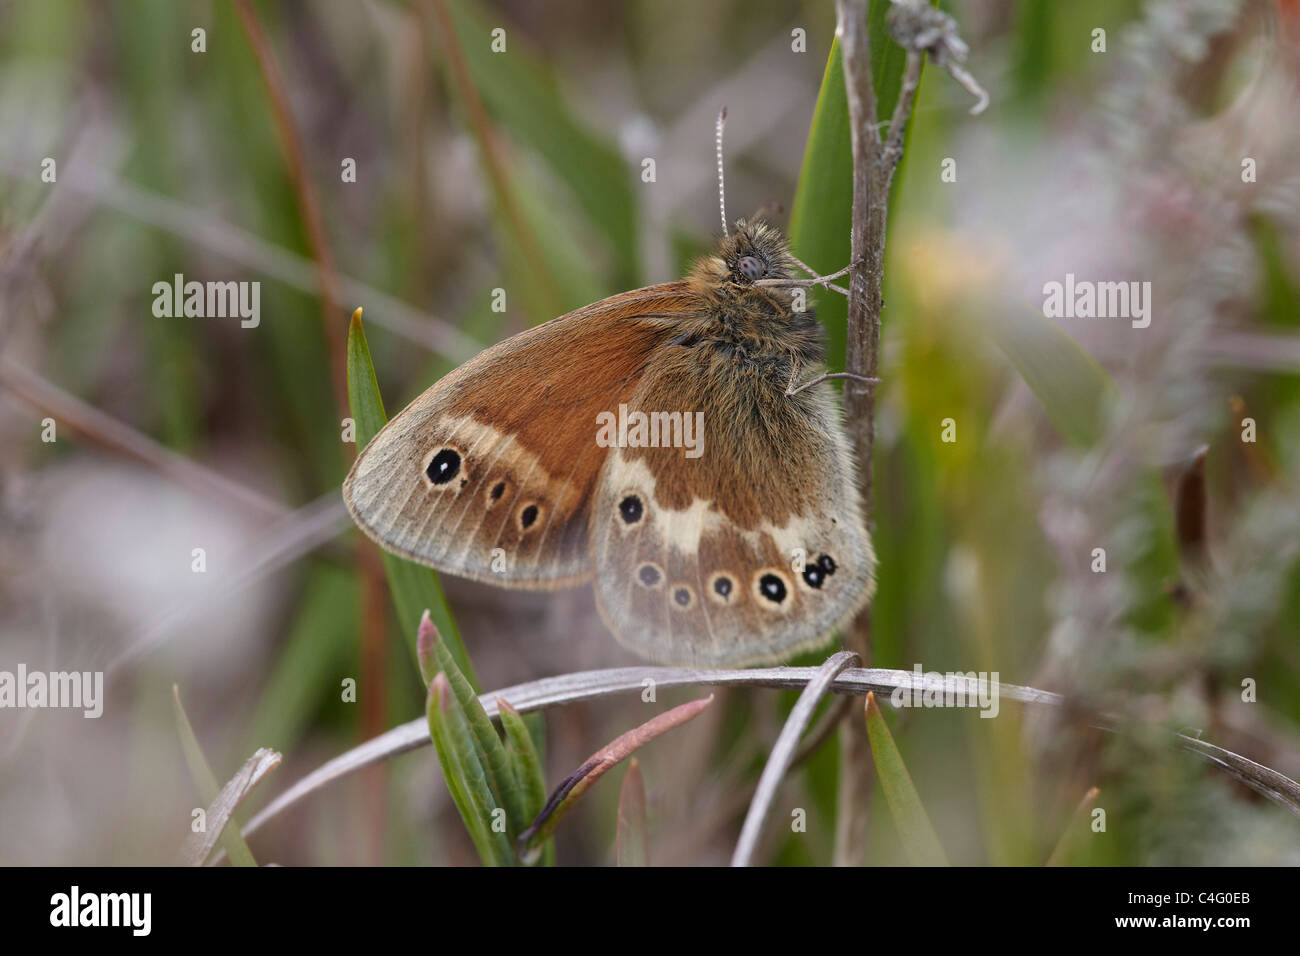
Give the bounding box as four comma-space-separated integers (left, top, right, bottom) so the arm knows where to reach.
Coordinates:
801, 565, 826, 589
424, 446, 465, 488
516, 502, 542, 532
636, 562, 664, 589
708, 572, 738, 606
617, 492, 645, 529
753, 569, 793, 611
670, 584, 695, 610
485, 478, 511, 509
799, 552, 837, 589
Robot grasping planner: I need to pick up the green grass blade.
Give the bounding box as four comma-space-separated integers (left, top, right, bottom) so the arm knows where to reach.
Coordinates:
418, 613, 530, 843
497, 698, 547, 820
990, 305, 1116, 447
864, 692, 948, 865
171, 685, 257, 867
426, 675, 515, 866
788, 1, 933, 370
498, 697, 552, 865
442, 0, 639, 287
519, 696, 712, 858
346, 308, 478, 689
616, 758, 648, 867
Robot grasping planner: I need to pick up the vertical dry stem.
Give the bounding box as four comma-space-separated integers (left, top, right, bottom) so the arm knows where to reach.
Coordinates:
832, 0, 923, 865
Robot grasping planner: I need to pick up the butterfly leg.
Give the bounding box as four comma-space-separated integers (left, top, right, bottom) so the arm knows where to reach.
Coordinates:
756, 257, 851, 296
785, 356, 880, 397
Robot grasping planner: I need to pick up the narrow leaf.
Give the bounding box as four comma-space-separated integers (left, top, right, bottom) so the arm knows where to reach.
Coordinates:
420, 612, 530, 843
1045, 786, 1100, 866
440, 0, 638, 286
616, 759, 648, 867
788, 1, 935, 370
864, 692, 948, 865
1174, 445, 1209, 565
346, 308, 478, 688
498, 697, 552, 866
497, 698, 547, 820
989, 305, 1115, 447
180, 746, 280, 867
172, 685, 257, 867
426, 675, 514, 866
519, 696, 712, 858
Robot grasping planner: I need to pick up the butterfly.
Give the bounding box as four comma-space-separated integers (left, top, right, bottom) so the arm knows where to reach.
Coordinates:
343, 114, 874, 667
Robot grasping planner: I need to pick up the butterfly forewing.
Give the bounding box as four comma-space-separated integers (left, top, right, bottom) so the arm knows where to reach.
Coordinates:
343, 283, 702, 589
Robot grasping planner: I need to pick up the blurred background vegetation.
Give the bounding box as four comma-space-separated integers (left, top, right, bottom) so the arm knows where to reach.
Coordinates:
1, 0, 1298, 865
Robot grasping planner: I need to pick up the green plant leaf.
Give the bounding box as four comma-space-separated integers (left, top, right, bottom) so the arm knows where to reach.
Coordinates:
441, 0, 639, 287
497, 698, 547, 820
990, 305, 1116, 447
417, 612, 531, 845
247, 563, 359, 755
172, 685, 257, 867
498, 697, 553, 866
346, 308, 477, 689
788, 1, 933, 371
519, 696, 712, 859
616, 758, 648, 867
426, 675, 515, 866
864, 692, 948, 865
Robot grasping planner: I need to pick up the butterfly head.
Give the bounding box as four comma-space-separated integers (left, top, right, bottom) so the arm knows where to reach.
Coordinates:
715, 217, 795, 286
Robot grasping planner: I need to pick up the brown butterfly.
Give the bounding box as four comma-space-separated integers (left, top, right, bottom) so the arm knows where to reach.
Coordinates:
343, 112, 874, 667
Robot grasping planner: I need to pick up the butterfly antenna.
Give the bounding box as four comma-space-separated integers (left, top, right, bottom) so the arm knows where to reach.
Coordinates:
716, 106, 729, 237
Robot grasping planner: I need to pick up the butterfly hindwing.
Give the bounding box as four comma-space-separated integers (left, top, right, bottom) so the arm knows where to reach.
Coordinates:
589, 346, 875, 667
343, 283, 703, 589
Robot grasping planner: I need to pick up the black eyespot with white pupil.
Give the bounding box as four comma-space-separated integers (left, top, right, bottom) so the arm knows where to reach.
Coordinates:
818, 554, 837, 575
759, 573, 787, 604
737, 255, 765, 281
426, 448, 460, 485
619, 495, 643, 525
638, 564, 661, 587
714, 577, 732, 597
803, 565, 825, 588
674, 587, 691, 607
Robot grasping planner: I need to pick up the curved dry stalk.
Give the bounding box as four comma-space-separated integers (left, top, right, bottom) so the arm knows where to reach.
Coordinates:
233, 0, 347, 412
0, 159, 480, 359
239, 665, 1059, 842
231, 660, 1300, 860
183, 747, 281, 867
0, 357, 285, 522
106, 493, 349, 678
731, 651, 859, 866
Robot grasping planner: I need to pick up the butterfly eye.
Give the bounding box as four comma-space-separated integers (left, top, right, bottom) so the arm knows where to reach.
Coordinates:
736, 255, 765, 281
